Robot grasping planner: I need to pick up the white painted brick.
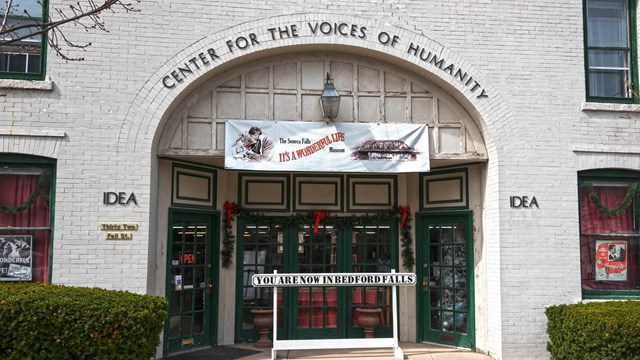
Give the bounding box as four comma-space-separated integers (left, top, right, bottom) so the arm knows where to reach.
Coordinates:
1, 2, 638, 359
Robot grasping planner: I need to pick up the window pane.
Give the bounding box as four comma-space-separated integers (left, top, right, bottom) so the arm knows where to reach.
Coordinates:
1, 16, 43, 76
580, 183, 635, 234
27, 55, 40, 74
0, 171, 51, 228
0, 54, 8, 72
2, 17, 43, 43
0, 231, 50, 283
0, 0, 43, 18
588, 49, 629, 69
581, 236, 637, 291
589, 69, 629, 97
7, 54, 27, 72
587, 0, 629, 47
579, 178, 640, 292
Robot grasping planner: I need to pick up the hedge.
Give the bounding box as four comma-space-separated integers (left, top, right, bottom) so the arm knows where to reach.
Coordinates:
546, 301, 640, 360
0, 283, 168, 360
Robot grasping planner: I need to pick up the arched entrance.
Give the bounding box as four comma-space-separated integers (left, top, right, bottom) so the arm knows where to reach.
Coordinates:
154, 50, 488, 354
125, 14, 508, 356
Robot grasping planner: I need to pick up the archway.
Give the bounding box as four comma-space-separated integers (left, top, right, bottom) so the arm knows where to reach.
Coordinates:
123, 14, 511, 356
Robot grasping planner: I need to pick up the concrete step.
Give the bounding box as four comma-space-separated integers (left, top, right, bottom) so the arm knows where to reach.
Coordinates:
234, 342, 494, 360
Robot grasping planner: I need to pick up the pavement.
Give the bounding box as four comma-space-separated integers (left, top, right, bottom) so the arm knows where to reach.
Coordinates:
204, 342, 494, 360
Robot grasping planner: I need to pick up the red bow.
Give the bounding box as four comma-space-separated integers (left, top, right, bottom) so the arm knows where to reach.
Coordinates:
223, 201, 237, 228
312, 210, 326, 234
398, 206, 410, 229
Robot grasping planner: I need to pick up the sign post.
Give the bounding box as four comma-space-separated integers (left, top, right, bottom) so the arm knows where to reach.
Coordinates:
252, 269, 416, 360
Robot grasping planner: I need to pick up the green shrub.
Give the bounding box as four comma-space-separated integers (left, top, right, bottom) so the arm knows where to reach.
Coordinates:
0, 283, 168, 360
546, 301, 640, 360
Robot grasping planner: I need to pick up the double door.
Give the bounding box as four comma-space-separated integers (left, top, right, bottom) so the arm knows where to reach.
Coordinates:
236, 217, 397, 342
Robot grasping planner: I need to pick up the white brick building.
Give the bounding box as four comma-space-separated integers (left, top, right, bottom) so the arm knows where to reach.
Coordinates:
1, 1, 639, 359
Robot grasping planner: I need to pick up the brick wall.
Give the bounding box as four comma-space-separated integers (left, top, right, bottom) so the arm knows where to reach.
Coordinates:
2, 1, 639, 359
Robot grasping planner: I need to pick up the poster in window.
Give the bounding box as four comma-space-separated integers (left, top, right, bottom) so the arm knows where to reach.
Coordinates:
0, 235, 33, 282
595, 240, 627, 281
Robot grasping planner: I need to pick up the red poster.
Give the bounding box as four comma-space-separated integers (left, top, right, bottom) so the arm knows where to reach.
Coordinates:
595, 240, 627, 281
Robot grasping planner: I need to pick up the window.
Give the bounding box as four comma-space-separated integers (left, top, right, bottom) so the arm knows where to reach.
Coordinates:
584, 0, 637, 101
0, 0, 47, 79
0, 156, 55, 283
579, 170, 640, 298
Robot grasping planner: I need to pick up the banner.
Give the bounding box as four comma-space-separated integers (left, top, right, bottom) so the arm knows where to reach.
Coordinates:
595, 240, 627, 281
0, 235, 32, 281
225, 120, 429, 173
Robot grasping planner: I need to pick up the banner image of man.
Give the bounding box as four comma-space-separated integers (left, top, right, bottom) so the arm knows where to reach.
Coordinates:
608, 243, 625, 262
231, 126, 274, 162
0, 235, 33, 281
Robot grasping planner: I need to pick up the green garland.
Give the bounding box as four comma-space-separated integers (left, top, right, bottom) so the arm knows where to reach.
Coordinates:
583, 181, 640, 216
0, 172, 50, 214
400, 210, 415, 270
221, 205, 415, 271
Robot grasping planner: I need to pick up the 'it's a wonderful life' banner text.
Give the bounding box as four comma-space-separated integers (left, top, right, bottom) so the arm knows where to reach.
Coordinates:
225, 120, 429, 173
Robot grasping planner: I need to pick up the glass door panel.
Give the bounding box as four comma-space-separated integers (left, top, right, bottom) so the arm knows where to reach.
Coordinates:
237, 222, 284, 342
349, 224, 393, 337
165, 212, 216, 355
420, 214, 474, 348
294, 224, 339, 337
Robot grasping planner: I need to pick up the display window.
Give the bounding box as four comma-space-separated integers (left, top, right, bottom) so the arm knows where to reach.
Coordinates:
0, 158, 55, 283
579, 170, 640, 297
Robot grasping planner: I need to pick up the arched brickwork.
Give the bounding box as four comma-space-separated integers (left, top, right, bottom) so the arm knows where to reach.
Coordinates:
117, 13, 512, 157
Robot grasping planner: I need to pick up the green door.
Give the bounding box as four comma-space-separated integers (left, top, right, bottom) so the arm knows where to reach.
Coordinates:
164, 210, 219, 355
235, 217, 397, 343
417, 212, 474, 348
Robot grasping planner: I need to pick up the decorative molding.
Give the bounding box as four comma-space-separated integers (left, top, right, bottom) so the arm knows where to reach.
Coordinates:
420, 168, 468, 210
293, 174, 343, 212
239, 173, 290, 211
347, 175, 397, 212
171, 163, 216, 208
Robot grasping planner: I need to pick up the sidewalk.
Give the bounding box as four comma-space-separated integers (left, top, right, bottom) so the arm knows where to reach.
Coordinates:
232, 342, 493, 360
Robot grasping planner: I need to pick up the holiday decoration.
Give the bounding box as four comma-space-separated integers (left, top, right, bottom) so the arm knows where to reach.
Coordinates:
583, 182, 640, 216
220, 206, 414, 270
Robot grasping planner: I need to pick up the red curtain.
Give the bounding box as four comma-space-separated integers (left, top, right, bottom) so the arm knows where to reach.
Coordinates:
0, 173, 50, 283
580, 186, 636, 290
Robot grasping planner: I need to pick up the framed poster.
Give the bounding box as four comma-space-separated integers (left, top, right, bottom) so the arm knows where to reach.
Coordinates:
0, 235, 33, 281
595, 240, 627, 281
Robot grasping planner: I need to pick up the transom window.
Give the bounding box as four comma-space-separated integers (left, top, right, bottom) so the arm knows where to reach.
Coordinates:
584, 0, 636, 101
0, 0, 46, 79
579, 170, 640, 298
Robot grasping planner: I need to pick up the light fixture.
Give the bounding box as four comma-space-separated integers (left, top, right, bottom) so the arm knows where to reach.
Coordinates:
320, 73, 340, 120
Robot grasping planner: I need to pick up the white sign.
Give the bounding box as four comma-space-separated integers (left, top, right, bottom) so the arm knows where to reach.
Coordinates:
225, 120, 429, 173
252, 272, 417, 287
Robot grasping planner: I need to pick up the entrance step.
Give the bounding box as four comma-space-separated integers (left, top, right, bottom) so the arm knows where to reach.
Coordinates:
233, 342, 494, 360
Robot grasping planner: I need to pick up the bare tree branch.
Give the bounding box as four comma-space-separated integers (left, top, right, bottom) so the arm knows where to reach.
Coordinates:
1, 0, 140, 61
0, 0, 14, 33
